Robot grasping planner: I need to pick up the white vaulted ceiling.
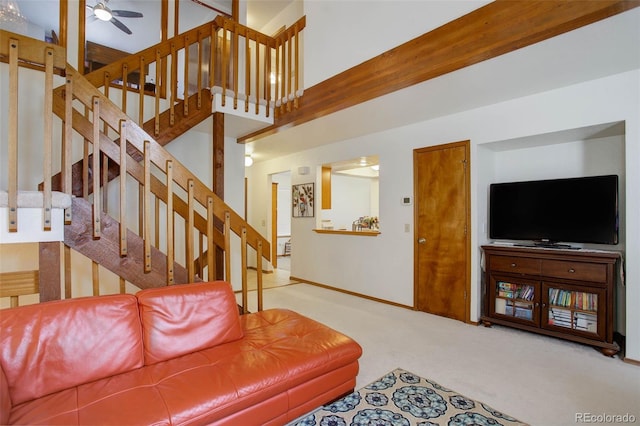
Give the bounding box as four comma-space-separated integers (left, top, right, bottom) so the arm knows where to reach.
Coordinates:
245, 7, 640, 163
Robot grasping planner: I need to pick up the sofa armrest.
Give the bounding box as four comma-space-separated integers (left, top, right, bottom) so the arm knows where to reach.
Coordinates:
0, 363, 11, 425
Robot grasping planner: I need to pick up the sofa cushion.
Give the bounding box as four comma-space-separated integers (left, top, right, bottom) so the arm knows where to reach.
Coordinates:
8, 367, 173, 426
137, 281, 244, 365
0, 294, 143, 406
147, 309, 363, 424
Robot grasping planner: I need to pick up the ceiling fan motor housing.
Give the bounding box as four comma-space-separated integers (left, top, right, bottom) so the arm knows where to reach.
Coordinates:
89, 1, 143, 35
93, 3, 112, 21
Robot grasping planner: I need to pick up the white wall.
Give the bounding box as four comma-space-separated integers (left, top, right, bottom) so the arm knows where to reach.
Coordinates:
272, 171, 291, 236
246, 70, 640, 361
301, 0, 491, 87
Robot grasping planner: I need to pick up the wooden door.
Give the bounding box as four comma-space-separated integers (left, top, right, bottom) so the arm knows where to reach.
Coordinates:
414, 141, 470, 322
271, 182, 278, 269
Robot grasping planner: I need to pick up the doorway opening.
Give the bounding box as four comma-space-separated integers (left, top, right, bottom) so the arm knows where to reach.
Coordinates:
272, 171, 292, 272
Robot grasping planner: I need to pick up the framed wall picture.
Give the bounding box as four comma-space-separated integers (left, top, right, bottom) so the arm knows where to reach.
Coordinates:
292, 183, 315, 217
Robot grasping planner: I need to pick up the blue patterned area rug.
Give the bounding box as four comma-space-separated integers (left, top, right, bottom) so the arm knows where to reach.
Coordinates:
290, 368, 528, 426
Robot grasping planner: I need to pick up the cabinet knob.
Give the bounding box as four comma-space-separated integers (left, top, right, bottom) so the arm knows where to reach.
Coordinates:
511, 263, 517, 267
568, 268, 576, 273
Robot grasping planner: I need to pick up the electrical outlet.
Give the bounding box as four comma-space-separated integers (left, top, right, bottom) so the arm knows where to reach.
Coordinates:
404, 224, 410, 233
261, 219, 266, 227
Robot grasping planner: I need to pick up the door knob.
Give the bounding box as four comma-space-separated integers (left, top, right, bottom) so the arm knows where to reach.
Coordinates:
418, 237, 426, 244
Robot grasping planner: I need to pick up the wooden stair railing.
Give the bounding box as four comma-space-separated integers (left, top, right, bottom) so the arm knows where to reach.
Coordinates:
0, 271, 39, 308
82, 15, 306, 127
1, 29, 270, 312
49, 88, 212, 198
51, 64, 270, 312
49, 15, 306, 198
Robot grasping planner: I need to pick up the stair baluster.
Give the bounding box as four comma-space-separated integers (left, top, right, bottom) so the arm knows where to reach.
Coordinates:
1, 19, 311, 310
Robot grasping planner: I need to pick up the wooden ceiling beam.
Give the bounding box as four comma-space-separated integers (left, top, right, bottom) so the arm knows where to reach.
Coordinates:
238, 0, 640, 144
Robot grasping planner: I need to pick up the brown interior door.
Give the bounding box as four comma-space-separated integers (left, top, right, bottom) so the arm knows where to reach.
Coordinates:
414, 141, 470, 322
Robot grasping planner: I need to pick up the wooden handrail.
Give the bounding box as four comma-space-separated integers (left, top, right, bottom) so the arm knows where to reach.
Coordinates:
48, 14, 305, 206
3, 28, 274, 311
0, 30, 66, 70
59, 66, 270, 279
51, 97, 225, 249
77, 15, 306, 123
51, 72, 243, 250
2, 12, 307, 309
0, 271, 39, 308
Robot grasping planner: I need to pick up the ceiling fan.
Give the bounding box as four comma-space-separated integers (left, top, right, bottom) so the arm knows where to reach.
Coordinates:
86, 1, 143, 35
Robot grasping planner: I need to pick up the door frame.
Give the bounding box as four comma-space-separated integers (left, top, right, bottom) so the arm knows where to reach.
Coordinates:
413, 140, 471, 323
271, 182, 278, 269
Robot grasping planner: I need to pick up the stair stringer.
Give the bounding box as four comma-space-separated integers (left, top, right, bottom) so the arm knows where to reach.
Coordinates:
65, 197, 200, 291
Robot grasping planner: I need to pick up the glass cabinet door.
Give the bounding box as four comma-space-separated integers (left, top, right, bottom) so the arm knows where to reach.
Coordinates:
489, 276, 539, 325
542, 283, 605, 340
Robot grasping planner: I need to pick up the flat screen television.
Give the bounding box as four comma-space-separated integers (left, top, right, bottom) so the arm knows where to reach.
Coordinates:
489, 175, 618, 247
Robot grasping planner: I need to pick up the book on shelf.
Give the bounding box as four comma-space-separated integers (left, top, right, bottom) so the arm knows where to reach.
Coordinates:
498, 290, 514, 298
548, 307, 572, 328
549, 307, 571, 318
573, 291, 598, 311
574, 311, 597, 320
549, 289, 598, 311
495, 298, 506, 315
549, 288, 574, 307
574, 320, 598, 332
497, 282, 534, 301
516, 285, 534, 301
515, 307, 533, 320
498, 282, 515, 290
573, 312, 598, 332
549, 319, 571, 328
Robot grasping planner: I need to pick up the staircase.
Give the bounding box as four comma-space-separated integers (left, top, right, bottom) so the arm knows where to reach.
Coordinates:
0, 15, 306, 313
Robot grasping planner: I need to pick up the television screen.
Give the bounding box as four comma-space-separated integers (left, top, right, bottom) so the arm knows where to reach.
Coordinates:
489, 175, 618, 246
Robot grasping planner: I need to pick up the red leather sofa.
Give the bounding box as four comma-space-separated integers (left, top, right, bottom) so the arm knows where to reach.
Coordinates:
0, 281, 362, 425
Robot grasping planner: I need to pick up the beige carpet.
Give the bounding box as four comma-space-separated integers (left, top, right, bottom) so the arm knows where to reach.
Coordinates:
241, 284, 640, 426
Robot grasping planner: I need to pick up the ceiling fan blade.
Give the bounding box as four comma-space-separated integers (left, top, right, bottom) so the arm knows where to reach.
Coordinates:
112, 10, 143, 18
110, 17, 132, 35
88, 15, 99, 23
